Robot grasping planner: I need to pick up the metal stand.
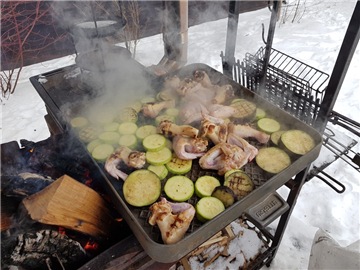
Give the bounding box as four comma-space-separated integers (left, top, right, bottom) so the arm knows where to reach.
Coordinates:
222, 0, 360, 268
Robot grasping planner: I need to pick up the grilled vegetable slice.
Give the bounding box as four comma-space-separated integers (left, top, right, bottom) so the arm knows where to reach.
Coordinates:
255, 108, 266, 120
224, 169, 243, 179
118, 107, 138, 123
211, 186, 236, 208
164, 176, 194, 202
146, 147, 172, 165
78, 126, 101, 142
165, 108, 179, 117
123, 169, 161, 207
257, 118, 281, 134
98, 131, 120, 145
196, 197, 225, 222
280, 129, 315, 155
92, 110, 115, 125
118, 122, 138, 135
141, 96, 156, 104
86, 139, 103, 153
270, 130, 286, 146
70, 116, 88, 129
230, 99, 257, 122
143, 134, 167, 152
194, 176, 221, 198
147, 164, 168, 180
165, 156, 192, 175
91, 143, 114, 161
224, 171, 254, 200
135, 125, 157, 140
256, 147, 291, 174
103, 122, 120, 132
119, 134, 138, 148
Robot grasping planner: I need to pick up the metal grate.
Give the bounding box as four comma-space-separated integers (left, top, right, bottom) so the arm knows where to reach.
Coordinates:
222, 47, 359, 193
223, 46, 329, 126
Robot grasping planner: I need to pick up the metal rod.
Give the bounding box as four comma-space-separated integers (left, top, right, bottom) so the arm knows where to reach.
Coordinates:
260, 0, 280, 90
315, 1, 360, 132
223, 0, 239, 77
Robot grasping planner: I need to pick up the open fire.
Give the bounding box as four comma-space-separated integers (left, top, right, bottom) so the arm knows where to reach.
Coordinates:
1, 134, 132, 269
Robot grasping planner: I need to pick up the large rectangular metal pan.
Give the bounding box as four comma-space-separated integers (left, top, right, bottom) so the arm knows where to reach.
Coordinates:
30, 63, 322, 263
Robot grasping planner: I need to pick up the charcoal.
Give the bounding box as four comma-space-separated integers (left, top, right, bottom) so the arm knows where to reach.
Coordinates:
1, 173, 54, 198
2, 229, 88, 270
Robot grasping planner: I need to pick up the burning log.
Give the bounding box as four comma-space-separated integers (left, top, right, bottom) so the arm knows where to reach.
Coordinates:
22, 175, 113, 238
2, 229, 87, 269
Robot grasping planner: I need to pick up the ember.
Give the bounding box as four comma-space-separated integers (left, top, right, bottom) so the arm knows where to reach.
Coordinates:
1, 134, 132, 269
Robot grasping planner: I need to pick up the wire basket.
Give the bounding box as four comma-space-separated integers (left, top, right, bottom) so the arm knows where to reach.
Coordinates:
222, 46, 329, 126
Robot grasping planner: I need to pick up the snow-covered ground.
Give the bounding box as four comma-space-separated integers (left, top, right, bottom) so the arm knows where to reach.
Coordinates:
1, 1, 359, 269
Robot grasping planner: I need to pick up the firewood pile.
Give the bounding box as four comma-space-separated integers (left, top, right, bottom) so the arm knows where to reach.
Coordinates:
177, 218, 270, 269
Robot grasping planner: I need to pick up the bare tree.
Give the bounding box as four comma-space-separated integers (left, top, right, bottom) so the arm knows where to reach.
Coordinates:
112, 0, 142, 58
280, 0, 307, 25
1, 1, 67, 100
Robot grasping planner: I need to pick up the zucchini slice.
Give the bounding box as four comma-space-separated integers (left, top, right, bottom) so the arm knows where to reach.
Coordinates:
147, 164, 168, 180
91, 143, 114, 161
103, 122, 120, 132
118, 107, 138, 123
224, 169, 243, 179
70, 116, 88, 129
141, 96, 156, 104
270, 130, 286, 146
165, 108, 179, 117
256, 147, 291, 174
98, 131, 121, 145
230, 99, 257, 122
255, 108, 266, 120
224, 171, 254, 200
194, 176, 221, 198
257, 118, 281, 134
118, 122, 138, 135
86, 139, 103, 153
164, 176, 194, 202
119, 134, 138, 148
123, 169, 161, 207
143, 134, 167, 152
78, 126, 101, 143
211, 186, 236, 208
280, 129, 315, 155
135, 125, 157, 140
165, 156, 192, 175
146, 147, 172, 166
195, 197, 225, 222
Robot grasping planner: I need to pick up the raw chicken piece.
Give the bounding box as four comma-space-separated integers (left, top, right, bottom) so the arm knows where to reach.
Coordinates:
208, 104, 238, 119
105, 146, 146, 180
199, 119, 228, 144
227, 132, 258, 161
172, 135, 208, 160
199, 142, 251, 175
158, 120, 199, 138
192, 70, 213, 87
149, 198, 195, 244
228, 123, 270, 144
179, 102, 209, 124
212, 84, 234, 104
142, 99, 175, 118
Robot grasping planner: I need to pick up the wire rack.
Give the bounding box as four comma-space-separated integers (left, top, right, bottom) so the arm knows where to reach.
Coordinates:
225, 46, 329, 126
221, 46, 359, 193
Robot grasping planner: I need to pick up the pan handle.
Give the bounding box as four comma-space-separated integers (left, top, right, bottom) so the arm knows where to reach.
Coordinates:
244, 192, 289, 229
314, 170, 346, 194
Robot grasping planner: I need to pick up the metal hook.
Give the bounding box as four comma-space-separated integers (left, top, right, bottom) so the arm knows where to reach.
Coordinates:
262, 23, 267, 45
